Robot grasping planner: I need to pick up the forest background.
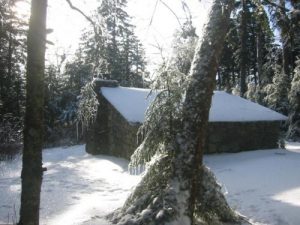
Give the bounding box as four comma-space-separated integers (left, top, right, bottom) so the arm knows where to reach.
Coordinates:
0, 0, 300, 153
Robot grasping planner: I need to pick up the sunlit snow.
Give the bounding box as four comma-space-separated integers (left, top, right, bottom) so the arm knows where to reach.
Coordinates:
101, 87, 287, 123
101, 87, 158, 123
1, 143, 300, 225
0, 145, 140, 225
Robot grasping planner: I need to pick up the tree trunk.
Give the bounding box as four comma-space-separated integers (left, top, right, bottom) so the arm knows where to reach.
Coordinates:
173, 0, 234, 221
240, 0, 247, 97
18, 0, 47, 224
111, 0, 241, 224
278, 0, 292, 78
291, 0, 300, 66
256, 25, 263, 86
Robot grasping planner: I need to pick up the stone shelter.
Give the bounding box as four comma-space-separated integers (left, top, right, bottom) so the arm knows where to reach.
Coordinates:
86, 79, 287, 159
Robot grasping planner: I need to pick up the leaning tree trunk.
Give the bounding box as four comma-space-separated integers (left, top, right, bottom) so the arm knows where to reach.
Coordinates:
111, 0, 245, 224
18, 0, 47, 225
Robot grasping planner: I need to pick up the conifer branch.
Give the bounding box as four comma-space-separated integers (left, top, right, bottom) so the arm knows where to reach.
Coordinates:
262, 0, 289, 12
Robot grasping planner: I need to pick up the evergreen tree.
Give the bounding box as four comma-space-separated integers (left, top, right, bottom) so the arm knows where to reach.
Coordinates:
218, 19, 239, 92
169, 21, 198, 75
263, 64, 290, 115
81, 0, 147, 87
0, 0, 27, 117
42, 49, 93, 146
290, 0, 300, 64
287, 58, 300, 140
265, 0, 293, 78
218, 0, 275, 98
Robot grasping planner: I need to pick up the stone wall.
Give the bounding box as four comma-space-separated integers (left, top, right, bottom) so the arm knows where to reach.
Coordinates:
86, 95, 109, 155
206, 121, 281, 153
86, 95, 140, 159
108, 104, 140, 159
87, 104, 282, 158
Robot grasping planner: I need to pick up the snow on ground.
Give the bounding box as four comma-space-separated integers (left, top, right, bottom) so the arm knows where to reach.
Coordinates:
0, 145, 140, 225
204, 142, 300, 225
1, 143, 300, 225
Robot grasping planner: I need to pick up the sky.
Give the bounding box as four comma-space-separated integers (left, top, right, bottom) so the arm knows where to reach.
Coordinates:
16, 0, 213, 72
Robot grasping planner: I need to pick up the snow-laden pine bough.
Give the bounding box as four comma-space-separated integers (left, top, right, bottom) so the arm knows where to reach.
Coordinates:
109, 0, 252, 224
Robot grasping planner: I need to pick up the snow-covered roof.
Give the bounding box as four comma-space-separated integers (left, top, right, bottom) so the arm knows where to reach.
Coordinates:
100, 87, 287, 123
210, 91, 287, 122
101, 87, 158, 123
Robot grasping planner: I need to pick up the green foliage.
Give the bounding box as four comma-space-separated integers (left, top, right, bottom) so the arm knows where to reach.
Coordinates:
81, 0, 147, 87
287, 58, 300, 139
0, 0, 27, 117
0, 0, 26, 152
129, 21, 197, 168
0, 113, 23, 145
289, 59, 300, 108
76, 82, 99, 131
130, 68, 186, 168
263, 65, 290, 115
43, 52, 93, 146
218, 0, 275, 93
42, 0, 148, 146
169, 21, 198, 75
245, 82, 262, 103
130, 18, 200, 168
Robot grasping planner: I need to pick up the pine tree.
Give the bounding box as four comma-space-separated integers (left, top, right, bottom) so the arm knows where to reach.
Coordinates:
287, 58, 300, 140
264, 64, 290, 115
81, 0, 147, 87
169, 21, 198, 75
290, 0, 300, 65
265, 0, 293, 78
218, 0, 275, 97
0, 0, 27, 117
219, 19, 239, 92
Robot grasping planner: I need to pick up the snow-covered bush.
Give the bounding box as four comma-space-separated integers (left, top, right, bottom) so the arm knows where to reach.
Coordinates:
287, 58, 300, 140
263, 65, 290, 115
76, 82, 99, 136
0, 114, 23, 160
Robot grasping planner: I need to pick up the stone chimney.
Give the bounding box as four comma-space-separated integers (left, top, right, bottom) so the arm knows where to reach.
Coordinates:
92, 78, 119, 93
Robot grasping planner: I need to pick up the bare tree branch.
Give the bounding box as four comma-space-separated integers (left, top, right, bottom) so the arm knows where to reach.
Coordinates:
65, 0, 102, 36
159, 0, 182, 29
181, 0, 192, 23
149, 0, 159, 27
66, 0, 94, 26
65, 0, 103, 74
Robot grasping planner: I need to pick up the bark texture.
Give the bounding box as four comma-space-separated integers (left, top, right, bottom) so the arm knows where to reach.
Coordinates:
111, 0, 245, 224
173, 0, 235, 222
18, 0, 47, 224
